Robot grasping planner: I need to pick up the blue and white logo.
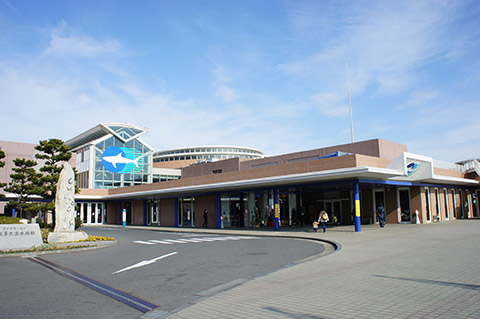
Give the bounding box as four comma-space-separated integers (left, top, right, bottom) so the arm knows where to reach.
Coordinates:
102, 146, 143, 173
407, 162, 419, 176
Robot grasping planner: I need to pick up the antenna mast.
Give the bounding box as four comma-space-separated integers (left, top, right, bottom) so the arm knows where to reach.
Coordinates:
346, 62, 354, 143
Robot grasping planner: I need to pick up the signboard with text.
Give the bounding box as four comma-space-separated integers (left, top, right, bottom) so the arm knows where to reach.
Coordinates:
0, 224, 43, 251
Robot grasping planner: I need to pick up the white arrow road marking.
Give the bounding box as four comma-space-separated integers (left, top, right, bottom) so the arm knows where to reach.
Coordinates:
113, 252, 177, 275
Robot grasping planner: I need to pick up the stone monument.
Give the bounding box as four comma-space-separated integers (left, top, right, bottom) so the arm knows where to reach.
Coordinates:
47, 162, 88, 243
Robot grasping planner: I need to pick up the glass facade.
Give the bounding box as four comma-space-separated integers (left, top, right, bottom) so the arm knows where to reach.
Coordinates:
94, 135, 152, 189
221, 191, 274, 228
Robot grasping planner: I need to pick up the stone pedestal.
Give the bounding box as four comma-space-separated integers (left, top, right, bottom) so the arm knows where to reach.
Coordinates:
47, 162, 89, 244
48, 230, 89, 243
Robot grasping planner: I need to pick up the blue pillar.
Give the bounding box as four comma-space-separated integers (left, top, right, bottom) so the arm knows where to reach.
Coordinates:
354, 183, 361, 232
174, 198, 179, 227
274, 189, 279, 231
12, 208, 16, 217
216, 194, 221, 229
143, 200, 147, 226
122, 209, 127, 228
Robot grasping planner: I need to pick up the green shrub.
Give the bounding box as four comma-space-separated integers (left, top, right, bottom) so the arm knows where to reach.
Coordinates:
0, 216, 21, 224
40, 228, 50, 243
75, 217, 83, 229
36, 218, 54, 230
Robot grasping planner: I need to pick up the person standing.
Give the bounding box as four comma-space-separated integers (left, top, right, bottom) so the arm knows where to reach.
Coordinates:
319, 210, 329, 233
376, 203, 385, 228
202, 209, 208, 228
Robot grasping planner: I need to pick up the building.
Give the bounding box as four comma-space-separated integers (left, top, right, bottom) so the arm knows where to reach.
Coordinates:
1, 125, 479, 231
0, 140, 45, 218
66, 123, 154, 189
77, 138, 479, 230
153, 146, 264, 167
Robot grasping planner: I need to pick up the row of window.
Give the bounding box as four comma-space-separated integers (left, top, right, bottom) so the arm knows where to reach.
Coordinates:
152, 174, 181, 183
154, 147, 263, 156
154, 154, 259, 162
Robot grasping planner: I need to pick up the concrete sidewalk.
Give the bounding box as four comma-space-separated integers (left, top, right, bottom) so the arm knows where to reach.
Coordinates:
135, 220, 480, 319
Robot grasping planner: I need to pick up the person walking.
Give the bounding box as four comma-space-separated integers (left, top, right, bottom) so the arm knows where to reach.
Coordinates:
319, 210, 329, 233
376, 203, 385, 228
202, 209, 208, 228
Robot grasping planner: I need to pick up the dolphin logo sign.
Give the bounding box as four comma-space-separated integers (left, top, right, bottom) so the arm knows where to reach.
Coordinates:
102, 146, 143, 173
407, 162, 419, 176
102, 152, 142, 168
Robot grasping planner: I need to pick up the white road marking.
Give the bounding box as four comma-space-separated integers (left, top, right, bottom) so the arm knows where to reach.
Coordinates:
113, 252, 177, 275
148, 240, 174, 244
133, 240, 156, 245
177, 238, 204, 243
188, 237, 217, 242
133, 236, 259, 246
162, 239, 190, 244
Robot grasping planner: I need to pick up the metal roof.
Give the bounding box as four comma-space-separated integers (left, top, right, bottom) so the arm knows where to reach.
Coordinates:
66, 123, 149, 150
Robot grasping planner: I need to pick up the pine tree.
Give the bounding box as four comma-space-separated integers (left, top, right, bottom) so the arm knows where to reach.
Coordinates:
4, 158, 42, 217
34, 139, 73, 223
0, 150, 5, 198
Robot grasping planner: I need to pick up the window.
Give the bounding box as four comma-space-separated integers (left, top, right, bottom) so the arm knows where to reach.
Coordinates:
444, 189, 449, 220
425, 188, 431, 222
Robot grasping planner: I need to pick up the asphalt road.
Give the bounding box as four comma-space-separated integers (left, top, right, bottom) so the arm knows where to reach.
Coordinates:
0, 227, 326, 319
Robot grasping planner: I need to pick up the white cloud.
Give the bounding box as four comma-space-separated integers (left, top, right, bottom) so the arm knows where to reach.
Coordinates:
212, 64, 240, 102
215, 84, 239, 103
43, 21, 123, 59
406, 90, 440, 106
281, 1, 461, 97
310, 92, 349, 117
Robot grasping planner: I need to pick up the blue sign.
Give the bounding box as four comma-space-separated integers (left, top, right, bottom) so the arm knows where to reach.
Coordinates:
407, 162, 419, 176
102, 146, 143, 173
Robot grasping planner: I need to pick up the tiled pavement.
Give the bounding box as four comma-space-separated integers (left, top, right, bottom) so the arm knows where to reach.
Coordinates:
134, 220, 480, 319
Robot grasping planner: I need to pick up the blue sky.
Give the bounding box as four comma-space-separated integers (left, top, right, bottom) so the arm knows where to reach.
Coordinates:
1, 0, 479, 162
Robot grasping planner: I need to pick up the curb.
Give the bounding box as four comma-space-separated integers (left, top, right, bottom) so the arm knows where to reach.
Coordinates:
0, 240, 118, 258
98, 224, 342, 252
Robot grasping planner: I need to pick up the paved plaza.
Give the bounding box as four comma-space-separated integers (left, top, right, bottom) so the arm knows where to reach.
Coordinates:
138, 220, 480, 319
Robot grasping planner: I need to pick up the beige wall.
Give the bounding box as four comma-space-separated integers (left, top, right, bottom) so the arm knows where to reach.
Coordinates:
182, 158, 241, 179
153, 160, 197, 169
241, 138, 406, 171
159, 198, 176, 227
385, 187, 399, 223
133, 201, 144, 226
0, 140, 41, 185
194, 195, 217, 228
361, 189, 374, 223
107, 202, 119, 224
410, 187, 423, 223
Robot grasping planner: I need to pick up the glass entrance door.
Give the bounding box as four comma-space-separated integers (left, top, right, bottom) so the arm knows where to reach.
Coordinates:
425, 188, 431, 222
179, 198, 195, 227
147, 200, 160, 226
124, 201, 133, 225
399, 189, 411, 222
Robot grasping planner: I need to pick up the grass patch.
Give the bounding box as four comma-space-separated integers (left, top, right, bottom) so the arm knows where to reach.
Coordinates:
0, 216, 22, 224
